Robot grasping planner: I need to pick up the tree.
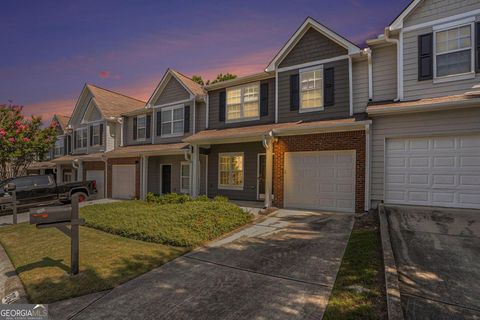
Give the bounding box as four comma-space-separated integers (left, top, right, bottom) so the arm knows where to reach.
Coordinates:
191, 75, 205, 86
210, 73, 237, 85
0, 105, 57, 180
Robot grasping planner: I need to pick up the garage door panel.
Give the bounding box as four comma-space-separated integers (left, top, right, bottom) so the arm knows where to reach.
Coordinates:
385, 134, 480, 209
284, 150, 355, 213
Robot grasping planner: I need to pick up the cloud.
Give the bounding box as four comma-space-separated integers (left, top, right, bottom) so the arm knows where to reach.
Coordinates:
99, 71, 110, 78
22, 98, 76, 123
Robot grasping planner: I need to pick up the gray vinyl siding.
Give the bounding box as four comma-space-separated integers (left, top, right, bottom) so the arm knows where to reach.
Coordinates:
208, 142, 264, 201
147, 155, 185, 195
152, 77, 190, 106
403, 26, 480, 100
277, 59, 350, 123
403, 0, 480, 28
153, 99, 195, 144
124, 113, 153, 146
195, 101, 207, 132
106, 122, 116, 152
278, 27, 348, 68
352, 59, 369, 113
86, 121, 107, 154
200, 154, 207, 195
372, 44, 397, 102
370, 108, 480, 206
70, 91, 94, 125
208, 78, 275, 129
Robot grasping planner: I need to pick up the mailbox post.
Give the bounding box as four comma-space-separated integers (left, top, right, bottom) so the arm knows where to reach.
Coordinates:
30, 194, 84, 275
3, 183, 18, 225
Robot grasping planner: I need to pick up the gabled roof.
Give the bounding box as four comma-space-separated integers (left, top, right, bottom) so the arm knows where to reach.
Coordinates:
147, 68, 206, 106
389, 0, 421, 30
265, 17, 361, 72
52, 114, 70, 130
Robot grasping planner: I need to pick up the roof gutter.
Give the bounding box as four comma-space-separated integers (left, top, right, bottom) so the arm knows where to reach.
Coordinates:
271, 120, 371, 136
367, 98, 480, 116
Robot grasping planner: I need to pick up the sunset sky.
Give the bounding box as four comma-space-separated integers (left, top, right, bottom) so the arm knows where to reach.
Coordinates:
0, 0, 410, 122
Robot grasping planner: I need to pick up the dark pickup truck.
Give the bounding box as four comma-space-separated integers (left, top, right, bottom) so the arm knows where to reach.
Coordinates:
0, 174, 97, 213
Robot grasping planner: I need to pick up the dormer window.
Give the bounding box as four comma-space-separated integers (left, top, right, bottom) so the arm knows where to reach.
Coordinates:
300, 66, 323, 112
434, 23, 474, 80
226, 84, 259, 122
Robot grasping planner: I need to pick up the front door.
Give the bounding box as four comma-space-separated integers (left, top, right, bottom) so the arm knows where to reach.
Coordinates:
161, 165, 172, 194
257, 154, 266, 200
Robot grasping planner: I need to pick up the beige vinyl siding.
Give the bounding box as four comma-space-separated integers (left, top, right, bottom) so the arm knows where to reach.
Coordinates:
352, 59, 369, 113
195, 101, 207, 132
147, 155, 185, 194
124, 114, 152, 146
208, 142, 264, 201
84, 104, 102, 122
208, 78, 275, 129
372, 44, 397, 102
278, 27, 348, 68
70, 91, 94, 125
105, 122, 116, 152
152, 77, 190, 106
277, 59, 350, 123
403, 0, 480, 28
370, 108, 480, 206
403, 26, 480, 100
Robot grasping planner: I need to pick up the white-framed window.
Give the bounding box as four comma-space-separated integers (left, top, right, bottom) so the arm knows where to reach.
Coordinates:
434, 22, 474, 79
300, 66, 323, 111
180, 162, 191, 193
54, 137, 64, 156
218, 152, 244, 190
63, 171, 73, 183
137, 115, 146, 140
75, 128, 87, 149
161, 105, 184, 137
226, 83, 259, 122
91, 124, 101, 146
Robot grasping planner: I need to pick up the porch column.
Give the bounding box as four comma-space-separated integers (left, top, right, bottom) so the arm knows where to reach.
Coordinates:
141, 155, 149, 200
264, 139, 274, 208
56, 165, 63, 183
191, 144, 200, 198
76, 160, 83, 182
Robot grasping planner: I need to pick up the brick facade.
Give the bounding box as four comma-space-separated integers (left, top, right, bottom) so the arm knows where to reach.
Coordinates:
272, 130, 366, 212
107, 157, 141, 199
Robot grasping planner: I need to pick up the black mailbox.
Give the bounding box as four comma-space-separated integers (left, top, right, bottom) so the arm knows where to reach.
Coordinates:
30, 206, 72, 225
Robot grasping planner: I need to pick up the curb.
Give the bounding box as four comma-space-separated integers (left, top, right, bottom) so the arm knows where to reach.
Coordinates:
0, 241, 28, 304
378, 204, 404, 320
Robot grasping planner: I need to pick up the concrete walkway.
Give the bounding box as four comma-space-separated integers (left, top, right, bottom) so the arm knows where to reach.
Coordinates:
50, 209, 354, 320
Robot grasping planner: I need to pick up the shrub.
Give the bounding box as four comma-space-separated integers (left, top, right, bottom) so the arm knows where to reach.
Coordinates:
213, 195, 229, 202
145, 192, 191, 204
195, 195, 210, 202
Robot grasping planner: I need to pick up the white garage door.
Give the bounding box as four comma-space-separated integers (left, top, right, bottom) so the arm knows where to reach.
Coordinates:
86, 170, 104, 199
284, 150, 356, 212
385, 134, 480, 209
112, 165, 136, 199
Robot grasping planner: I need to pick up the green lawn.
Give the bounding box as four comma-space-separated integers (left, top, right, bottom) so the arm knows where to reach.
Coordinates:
324, 228, 386, 320
80, 200, 252, 247
0, 223, 187, 303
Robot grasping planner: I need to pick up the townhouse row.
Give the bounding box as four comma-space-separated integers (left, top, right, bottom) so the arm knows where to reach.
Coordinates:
31, 0, 480, 212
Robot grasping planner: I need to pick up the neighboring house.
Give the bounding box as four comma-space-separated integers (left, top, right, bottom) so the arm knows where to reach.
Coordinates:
27, 114, 71, 177
185, 17, 372, 213
105, 69, 207, 199
366, 0, 480, 209
51, 84, 145, 198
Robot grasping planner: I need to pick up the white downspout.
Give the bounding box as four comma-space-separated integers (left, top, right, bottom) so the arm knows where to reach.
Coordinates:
275, 70, 279, 123
192, 99, 196, 134
384, 28, 401, 101
366, 48, 373, 101
205, 95, 209, 129
348, 56, 353, 116
262, 131, 274, 208
365, 123, 371, 211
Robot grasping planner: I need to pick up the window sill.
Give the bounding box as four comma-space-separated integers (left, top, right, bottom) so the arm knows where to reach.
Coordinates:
433, 72, 475, 84
160, 133, 184, 138
218, 185, 244, 191
299, 107, 324, 113
225, 117, 260, 124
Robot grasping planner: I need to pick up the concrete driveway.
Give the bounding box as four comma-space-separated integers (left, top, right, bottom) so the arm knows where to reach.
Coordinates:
50, 209, 354, 320
385, 205, 480, 319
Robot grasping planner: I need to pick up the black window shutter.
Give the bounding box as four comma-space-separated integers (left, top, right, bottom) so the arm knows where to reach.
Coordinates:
184, 105, 190, 133
476, 22, 480, 72
99, 124, 104, 145
133, 117, 137, 140
418, 33, 433, 81
156, 111, 162, 136
74, 131, 77, 149
324, 67, 335, 106
89, 125, 93, 146
219, 91, 226, 122
146, 115, 151, 139
63, 137, 67, 155
260, 82, 269, 116
290, 74, 299, 111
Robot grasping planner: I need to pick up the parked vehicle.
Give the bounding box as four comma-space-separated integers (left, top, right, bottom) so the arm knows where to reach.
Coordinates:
0, 174, 97, 213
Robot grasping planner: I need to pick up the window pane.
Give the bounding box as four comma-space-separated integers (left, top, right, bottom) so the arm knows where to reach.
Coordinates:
300, 69, 322, 109
437, 50, 471, 77
243, 102, 259, 118
33, 176, 50, 186
181, 177, 190, 190
162, 122, 171, 135
138, 128, 146, 139
243, 85, 258, 102
173, 121, 184, 133
181, 164, 190, 176
232, 156, 243, 171
13, 177, 33, 188
173, 108, 183, 121
232, 171, 243, 186
162, 110, 172, 122
220, 171, 229, 185
227, 89, 241, 105
227, 104, 241, 120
